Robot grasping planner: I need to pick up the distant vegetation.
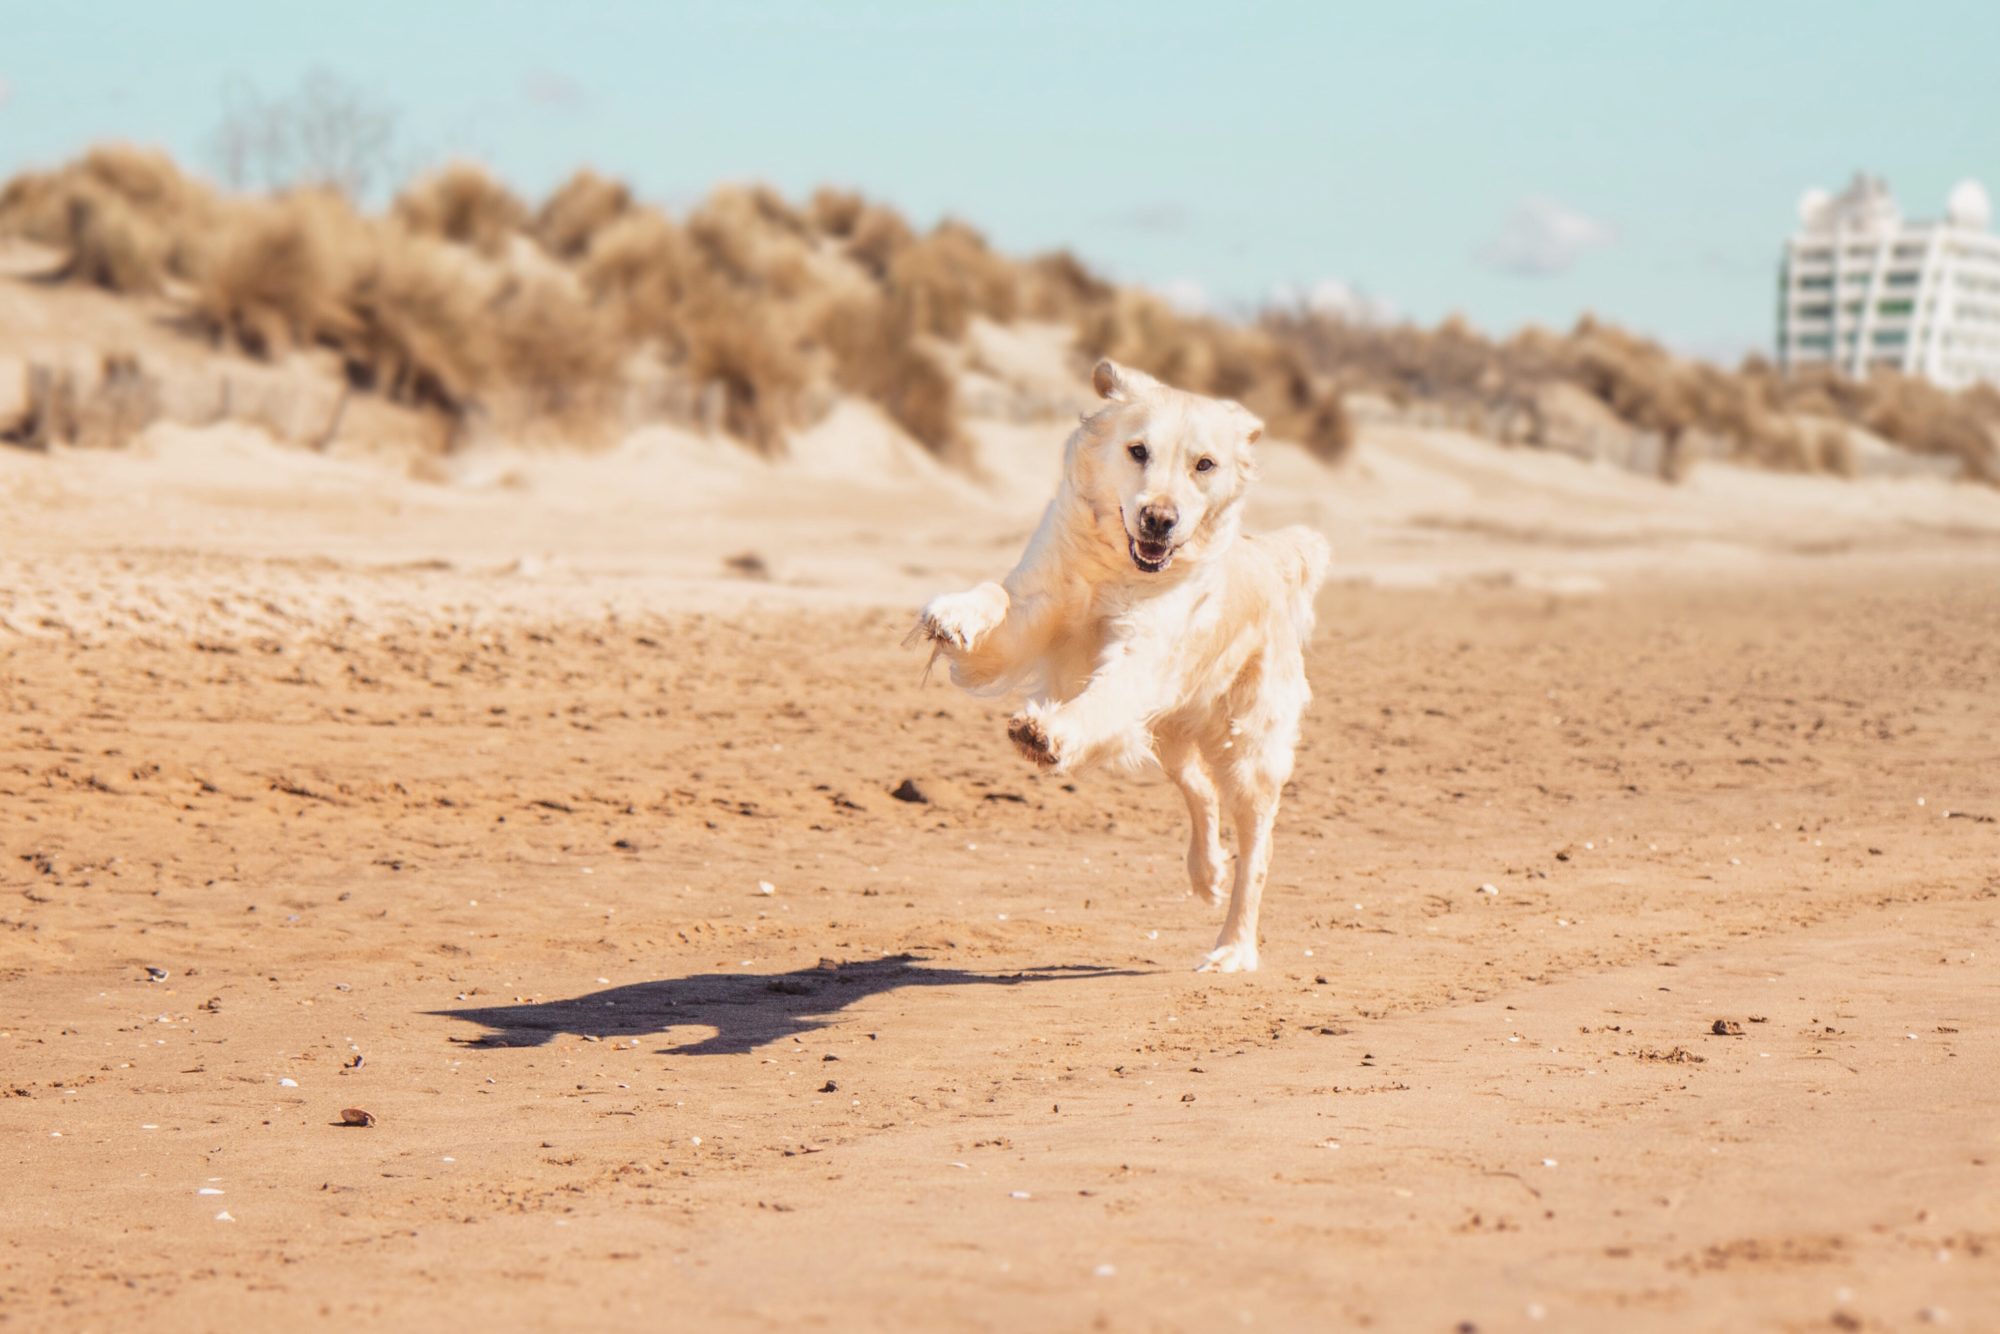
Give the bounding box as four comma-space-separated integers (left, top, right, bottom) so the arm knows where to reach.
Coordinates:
1, 143, 1994, 482
1271, 310, 1999, 482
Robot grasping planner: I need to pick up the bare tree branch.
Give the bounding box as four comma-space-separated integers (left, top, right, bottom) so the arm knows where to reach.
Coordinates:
205, 69, 401, 201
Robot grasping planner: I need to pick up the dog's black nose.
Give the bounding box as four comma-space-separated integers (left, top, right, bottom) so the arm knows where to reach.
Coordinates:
1138, 504, 1177, 538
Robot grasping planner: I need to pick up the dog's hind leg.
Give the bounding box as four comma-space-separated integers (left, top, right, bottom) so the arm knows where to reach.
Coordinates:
1199, 769, 1277, 973
1159, 734, 1229, 907
1196, 711, 1300, 974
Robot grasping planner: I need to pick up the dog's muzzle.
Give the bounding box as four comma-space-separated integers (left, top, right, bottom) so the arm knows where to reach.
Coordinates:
1127, 533, 1176, 573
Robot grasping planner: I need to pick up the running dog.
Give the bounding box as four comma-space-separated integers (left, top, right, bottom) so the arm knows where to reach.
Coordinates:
908, 359, 1329, 972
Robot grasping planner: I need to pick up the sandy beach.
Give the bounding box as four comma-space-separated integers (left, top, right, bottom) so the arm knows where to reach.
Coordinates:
3, 409, 1998, 1330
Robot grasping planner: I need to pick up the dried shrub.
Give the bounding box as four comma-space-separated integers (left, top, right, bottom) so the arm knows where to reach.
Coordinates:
55, 188, 172, 295
742, 183, 809, 238
843, 203, 915, 280
1267, 307, 2000, 481
191, 191, 360, 356
534, 168, 632, 260
886, 220, 1019, 339
808, 187, 866, 238
394, 163, 527, 257
685, 185, 818, 293
1814, 423, 1858, 477
75, 145, 200, 219
683, 288, 806, 454
822, 295, 966, 461
337, 230, 491, 413
1847, 372, 1999, 477
487, 271, 620, 419
578, 209, 696, 348
1256, 376, 1353, 464
0, 170, 77, 244
1020, 250, 1114, 323
1, 146, 216, 289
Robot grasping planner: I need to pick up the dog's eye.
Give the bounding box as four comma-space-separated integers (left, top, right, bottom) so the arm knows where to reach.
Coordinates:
1127, 443, 1148, 464
1194, 457, 1216, 473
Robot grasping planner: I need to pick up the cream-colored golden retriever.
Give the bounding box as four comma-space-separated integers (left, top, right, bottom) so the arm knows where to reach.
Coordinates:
909, 359, 1329, 972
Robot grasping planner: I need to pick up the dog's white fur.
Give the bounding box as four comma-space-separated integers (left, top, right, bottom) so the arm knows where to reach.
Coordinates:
908, 359, 1330, 972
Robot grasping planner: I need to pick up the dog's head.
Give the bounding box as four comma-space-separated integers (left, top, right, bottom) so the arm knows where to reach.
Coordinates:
1071, 358, 1263, 576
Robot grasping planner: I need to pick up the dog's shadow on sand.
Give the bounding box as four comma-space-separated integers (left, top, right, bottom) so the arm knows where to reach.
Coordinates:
435, 954, 1143, 1057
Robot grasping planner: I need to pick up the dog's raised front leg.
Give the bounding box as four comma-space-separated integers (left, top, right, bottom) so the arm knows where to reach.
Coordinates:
911, 580, 1064, 693
908, 503, 1068, 692
1007, 637, 1165, 772
910, 580, 1010, 654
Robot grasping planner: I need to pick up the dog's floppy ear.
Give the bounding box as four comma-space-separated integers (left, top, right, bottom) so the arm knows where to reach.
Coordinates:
1224, 400, 1264, 445
1092, 358, 1160, 402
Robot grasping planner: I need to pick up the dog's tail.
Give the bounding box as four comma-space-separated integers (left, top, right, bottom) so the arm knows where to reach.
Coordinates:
1265, 526, 1332, 642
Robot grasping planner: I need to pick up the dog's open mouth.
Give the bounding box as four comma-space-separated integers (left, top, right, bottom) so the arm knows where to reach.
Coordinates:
1127, 535, 1175, 573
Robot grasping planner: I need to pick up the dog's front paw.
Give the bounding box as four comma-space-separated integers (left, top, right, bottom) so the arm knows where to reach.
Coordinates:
907, 585, 1007, 653
1195, 938, 1259, 974
1007, 712, 1064, 769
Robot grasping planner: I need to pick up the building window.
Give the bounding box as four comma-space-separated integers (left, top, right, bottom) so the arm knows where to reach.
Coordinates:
1878, 299, 1915, 317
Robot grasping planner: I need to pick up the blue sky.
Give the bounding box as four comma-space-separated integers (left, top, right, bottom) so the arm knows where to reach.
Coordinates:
3, 1, 1996, 360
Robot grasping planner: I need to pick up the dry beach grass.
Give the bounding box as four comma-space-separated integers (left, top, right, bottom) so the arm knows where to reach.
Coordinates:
4, 145, 1997, 480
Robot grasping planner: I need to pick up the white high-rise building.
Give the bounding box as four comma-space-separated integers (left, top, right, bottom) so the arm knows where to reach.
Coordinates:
1777, 173, 2000, 390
